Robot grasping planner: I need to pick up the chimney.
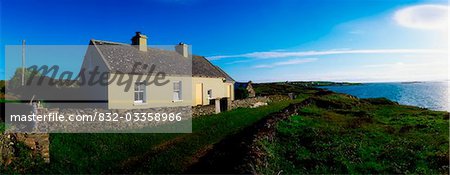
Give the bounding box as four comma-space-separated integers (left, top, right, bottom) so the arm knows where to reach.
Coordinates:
131, 32, 147, 52
175, 42, 189, 58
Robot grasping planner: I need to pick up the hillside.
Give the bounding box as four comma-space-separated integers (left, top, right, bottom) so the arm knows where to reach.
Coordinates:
253, 92, 449, 174
187, 83, 449, 174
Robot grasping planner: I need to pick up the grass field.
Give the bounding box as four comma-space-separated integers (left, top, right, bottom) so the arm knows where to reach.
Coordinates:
3, 82, 448, 174
44, 98, 305, 173
0, 82, 312, 173
256, 93, 449, 174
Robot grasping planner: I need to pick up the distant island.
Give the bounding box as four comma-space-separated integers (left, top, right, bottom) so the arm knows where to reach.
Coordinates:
400, 81, 423, 84
262, 81, 362, 87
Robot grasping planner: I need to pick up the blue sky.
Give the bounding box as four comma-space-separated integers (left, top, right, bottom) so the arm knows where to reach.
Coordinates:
1, 0, 448, 82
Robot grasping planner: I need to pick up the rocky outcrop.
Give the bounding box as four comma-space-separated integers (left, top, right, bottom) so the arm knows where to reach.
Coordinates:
0, 133, 49, 169
14, 133, 50, 163
0, 133, 16, 167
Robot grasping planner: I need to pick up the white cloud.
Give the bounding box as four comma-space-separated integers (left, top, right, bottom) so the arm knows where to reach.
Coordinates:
394, 4, 448, 30
225, 60, 252, 65
208, 49, 446, 60
253, 58, 317, 68
363, 62, 406, 68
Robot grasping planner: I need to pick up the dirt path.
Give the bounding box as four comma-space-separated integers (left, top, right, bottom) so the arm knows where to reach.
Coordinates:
114, 91, 324, 173
185, 98, 313, 174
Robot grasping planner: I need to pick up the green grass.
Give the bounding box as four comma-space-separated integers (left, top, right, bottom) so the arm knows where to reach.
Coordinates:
0, 122, 4, 132
45, 99, 299, 173
9, 82, 446, 174
47, 132, 182, 173
136, 100, 297, 173
2, 83, 312, 173
256, 93, 449, 174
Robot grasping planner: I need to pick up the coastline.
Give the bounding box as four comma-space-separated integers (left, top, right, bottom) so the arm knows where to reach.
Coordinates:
319, 81, 449, 112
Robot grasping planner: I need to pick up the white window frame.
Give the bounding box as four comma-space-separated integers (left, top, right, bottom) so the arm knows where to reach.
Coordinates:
173, 81, 182, 102
134, 81, 146, 104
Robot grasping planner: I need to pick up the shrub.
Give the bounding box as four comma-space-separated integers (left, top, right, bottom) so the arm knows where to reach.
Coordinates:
234, 87, 249, 100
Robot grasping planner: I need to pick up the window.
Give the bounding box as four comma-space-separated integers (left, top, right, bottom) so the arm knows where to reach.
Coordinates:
207, 89, 212, 99
173, 81, 182, 101
134, 82, 146, 103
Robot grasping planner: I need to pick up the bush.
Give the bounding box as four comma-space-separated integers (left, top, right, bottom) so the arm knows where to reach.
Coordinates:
234, 87, 249, 100
7, 68, 42, 90
0, 81, 4, 94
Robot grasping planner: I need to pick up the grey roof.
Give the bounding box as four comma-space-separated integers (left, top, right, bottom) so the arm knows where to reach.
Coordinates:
192, 55, 234, 82
91, 40, 234, 82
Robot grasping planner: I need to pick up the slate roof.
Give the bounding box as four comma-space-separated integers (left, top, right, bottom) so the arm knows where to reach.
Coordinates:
192, 55, 235, 82
91, 40, 234, 82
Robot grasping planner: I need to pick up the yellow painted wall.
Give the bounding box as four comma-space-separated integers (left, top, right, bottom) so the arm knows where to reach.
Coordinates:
107, 74, 234, 109
192, 77, 234, 106
108, 73, 193, 109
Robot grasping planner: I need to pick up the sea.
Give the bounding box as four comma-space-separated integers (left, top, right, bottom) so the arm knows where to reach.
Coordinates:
321, 82, 449, 112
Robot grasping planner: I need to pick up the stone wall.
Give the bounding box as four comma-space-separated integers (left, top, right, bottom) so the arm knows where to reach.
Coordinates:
31, 106, 192, 133
266, 95, 291, 102
231, 95, 289, 109
231, 96, 270, 109
192, 104, 216, 117
192, 95, 289, 117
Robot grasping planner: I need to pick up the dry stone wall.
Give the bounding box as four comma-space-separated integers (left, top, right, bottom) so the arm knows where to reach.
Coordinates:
33, 106, 192, 133
192, 104, 216, 117
192, 95, 289, 117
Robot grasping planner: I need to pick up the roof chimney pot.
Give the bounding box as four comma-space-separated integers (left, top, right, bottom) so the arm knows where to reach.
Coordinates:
131, 32, 148, 52
175, 42, 190, 58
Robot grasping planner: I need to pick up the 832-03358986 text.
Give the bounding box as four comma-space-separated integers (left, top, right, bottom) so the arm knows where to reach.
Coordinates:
9, 112, 184, 123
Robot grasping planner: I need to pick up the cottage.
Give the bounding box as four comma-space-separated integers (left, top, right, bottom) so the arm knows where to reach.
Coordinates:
80, 32, 234, 109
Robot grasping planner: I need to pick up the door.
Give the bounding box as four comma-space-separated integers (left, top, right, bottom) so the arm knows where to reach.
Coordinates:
227, 84, 232, 99
195, 83, 203, 105
220, 98, 228, 112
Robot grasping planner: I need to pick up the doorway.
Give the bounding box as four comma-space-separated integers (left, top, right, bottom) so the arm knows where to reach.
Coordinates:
195, 83, 203, 105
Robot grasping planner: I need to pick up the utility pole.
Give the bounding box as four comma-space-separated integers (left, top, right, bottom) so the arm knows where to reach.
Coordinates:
22, 40, 25, 86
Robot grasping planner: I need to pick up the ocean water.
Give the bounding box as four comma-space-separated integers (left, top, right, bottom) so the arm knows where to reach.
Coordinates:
321, 82, 449, 112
